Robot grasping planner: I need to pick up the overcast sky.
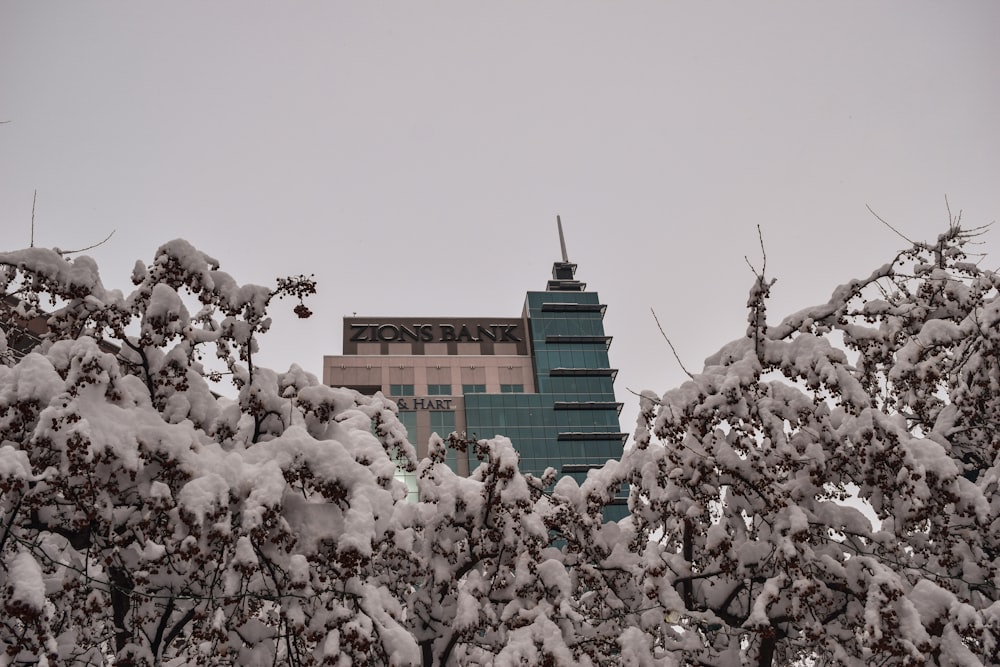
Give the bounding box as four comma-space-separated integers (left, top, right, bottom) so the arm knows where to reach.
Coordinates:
2, 2, 999, 438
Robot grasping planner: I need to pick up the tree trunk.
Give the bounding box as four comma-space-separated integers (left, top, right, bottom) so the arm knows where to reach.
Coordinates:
757, 633, 776, 667
111, 566, 134, 661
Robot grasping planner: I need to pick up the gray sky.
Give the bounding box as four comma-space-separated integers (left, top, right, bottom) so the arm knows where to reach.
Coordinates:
3, 2, 999, 437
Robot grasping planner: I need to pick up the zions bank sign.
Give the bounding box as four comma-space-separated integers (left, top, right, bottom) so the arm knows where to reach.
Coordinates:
342, 317, 528, 355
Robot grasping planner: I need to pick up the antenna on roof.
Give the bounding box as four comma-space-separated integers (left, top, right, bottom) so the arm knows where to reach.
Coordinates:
548, 215, 584, 291
556, 215, 569, 263
30, 190, 36, 248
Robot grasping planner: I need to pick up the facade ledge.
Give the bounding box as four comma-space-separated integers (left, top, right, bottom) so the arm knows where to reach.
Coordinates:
544, 335, 612, 349
549, 367, 618, 380
553, 401, 623, 414
557, 431, 629, 444
540, 302, 606, 316
545, 280, 586, 292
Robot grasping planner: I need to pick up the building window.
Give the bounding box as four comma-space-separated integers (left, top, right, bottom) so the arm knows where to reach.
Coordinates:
395, 410, 417, 435
390, 384, 414, 396
462, 384, 486, 394
500, 384, 524, 393
387, 411, 418, 502
427, 383, 452, 395
429, 411, 460, 473
395, 456, 419, 503
429, 410, 456, 437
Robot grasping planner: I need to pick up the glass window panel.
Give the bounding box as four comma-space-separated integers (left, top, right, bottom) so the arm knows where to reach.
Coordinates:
391, 411, 420, 502
394, 457, 418, 503
429, 411, 461, 473
396, 411, 418, 439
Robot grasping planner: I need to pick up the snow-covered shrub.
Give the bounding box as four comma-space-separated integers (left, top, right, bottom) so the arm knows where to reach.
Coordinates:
620, 223, 1000, 666
7, 220, 995, 667
0, 242, 420, 665
0, 240, 652, 667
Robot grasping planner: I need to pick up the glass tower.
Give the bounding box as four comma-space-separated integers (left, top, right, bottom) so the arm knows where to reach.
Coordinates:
322, 221, 627, 510
464, 257, 626, 489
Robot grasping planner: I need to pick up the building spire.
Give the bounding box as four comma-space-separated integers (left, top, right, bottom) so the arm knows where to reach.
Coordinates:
557, 214, 569, 263
547, 215, 585, 292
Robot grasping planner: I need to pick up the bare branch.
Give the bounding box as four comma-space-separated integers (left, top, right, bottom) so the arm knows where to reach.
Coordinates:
652, 307, 694, 379
866, 204, 914, 245
757, 224, 767, 276
945, 193, 961, 230
745, 225, 768, 278
28, 191, 117, 253
623, 385, 662, 403
61, 229, 117, 255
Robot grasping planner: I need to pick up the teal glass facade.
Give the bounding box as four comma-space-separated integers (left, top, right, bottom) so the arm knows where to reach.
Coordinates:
464, 265, 626, 491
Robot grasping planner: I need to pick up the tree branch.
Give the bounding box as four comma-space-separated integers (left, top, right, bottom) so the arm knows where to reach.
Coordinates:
652, 307, 694, 379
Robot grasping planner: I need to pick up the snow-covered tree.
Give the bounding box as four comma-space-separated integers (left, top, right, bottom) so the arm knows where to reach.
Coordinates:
0, 241, 421, 665
621, 221, 1000, 666
403, 433, 666, 666
8, 220, 998, 667
0, 240, 659, 667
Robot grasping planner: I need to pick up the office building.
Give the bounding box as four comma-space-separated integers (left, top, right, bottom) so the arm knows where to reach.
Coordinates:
323, 222, 626, 499
1, 296, 49, 367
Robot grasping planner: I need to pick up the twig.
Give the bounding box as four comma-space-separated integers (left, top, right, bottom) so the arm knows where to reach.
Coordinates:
624, 386, 663, 404
744, 224, 768, 277
25, 192, 114, 253
757, 224, 767, 276
866, 204, 914, 244
62, 229, 117, 254
652, 307, 694, 379
944, 194, 967, 235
